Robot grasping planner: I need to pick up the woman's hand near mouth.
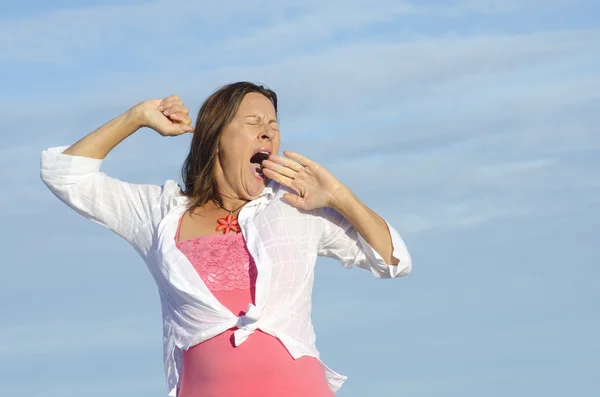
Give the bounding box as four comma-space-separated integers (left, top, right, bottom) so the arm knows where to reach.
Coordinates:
261, 151, 348, 211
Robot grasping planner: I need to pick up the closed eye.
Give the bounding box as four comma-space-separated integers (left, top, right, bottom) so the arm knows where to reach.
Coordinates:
245, 115, 278, 124
245, 120, 279, 132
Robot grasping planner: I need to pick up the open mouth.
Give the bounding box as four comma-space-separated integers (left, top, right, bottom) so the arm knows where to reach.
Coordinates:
250, 151, 270, 177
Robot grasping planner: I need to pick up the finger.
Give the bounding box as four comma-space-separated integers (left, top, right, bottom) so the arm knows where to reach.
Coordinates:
163, 94, 180, 103
167, 123, 193, 135
175, 119, 194, 132
170, 113, 192, 126
161, 116, 193, 134
283, 151, 314, 167
158, 95, 183, 111
267, 154, 304, 172
159, 100, 183, 112
162, 105, 189, 116
261, 159, 297, 179
179, 123, 194, 133
262, 168, 297, 191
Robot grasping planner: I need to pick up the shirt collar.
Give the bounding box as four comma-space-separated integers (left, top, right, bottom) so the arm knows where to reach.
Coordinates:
174, 180, 276, 208
260, 179, 276, 200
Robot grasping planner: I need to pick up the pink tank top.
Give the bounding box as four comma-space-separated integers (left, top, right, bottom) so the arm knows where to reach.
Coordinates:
175, 217, 333, 397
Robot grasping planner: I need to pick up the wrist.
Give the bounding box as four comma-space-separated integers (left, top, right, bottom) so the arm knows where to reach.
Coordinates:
328, 185, 354, 212
125, 103, 149, 130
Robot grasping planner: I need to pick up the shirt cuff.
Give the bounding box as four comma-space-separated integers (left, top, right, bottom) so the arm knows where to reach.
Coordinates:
41, 146, 104, 184
356, 220, 412, 278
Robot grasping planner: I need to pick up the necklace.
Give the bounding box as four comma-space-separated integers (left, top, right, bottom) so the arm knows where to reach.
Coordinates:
213, 200, 247, 234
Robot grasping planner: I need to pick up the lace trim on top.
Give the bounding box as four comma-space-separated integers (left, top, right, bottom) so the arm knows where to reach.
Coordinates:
176, 233, 257, 292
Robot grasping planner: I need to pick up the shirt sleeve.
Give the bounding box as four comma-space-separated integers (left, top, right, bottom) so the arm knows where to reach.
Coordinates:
40, 146, 163, 255
316, 206, 412, 278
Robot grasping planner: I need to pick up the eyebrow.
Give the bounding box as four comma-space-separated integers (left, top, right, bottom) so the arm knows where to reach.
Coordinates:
245, 114, 278, 124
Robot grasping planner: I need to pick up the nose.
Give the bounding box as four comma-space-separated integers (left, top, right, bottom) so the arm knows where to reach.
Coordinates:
259, 124, 275, 141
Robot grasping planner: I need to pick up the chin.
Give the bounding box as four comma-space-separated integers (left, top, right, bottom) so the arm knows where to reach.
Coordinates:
245, 182, 267, 199
250, 186, 266, 199
241, 169, 266, 196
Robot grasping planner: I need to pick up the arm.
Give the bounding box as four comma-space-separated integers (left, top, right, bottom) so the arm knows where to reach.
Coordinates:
316, 204, 411, 278
330, 187, 398, 265
40, 95, 193, 251
260, 151, 412, 278
64, 95, 193, 159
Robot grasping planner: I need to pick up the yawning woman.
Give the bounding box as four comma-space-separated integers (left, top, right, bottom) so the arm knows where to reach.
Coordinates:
40, 82, 412, 397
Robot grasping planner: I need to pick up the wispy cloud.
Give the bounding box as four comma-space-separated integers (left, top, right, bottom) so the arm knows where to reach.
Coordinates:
2, 0, 545, 64
5, 24, 596, 227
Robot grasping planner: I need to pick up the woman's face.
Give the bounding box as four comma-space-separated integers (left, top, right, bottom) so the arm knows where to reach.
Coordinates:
215, 92, 281, 201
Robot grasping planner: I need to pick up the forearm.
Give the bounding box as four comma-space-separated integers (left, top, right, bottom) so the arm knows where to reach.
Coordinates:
63, 106, 144, 159
331, 188, 399, 266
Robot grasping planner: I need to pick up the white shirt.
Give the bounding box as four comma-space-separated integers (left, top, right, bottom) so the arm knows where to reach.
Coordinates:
40, 146, 412, 396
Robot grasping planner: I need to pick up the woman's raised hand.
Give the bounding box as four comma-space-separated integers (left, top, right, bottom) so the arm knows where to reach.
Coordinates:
136, 94, 194, 136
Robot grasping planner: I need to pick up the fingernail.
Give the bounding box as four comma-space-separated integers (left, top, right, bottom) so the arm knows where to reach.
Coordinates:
164, 110, 170, 115
158, 106, 163, 111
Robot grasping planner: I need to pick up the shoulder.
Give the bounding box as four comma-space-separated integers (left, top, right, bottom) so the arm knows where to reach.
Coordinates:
160, 179, 184, 198
148, 179, 188, 220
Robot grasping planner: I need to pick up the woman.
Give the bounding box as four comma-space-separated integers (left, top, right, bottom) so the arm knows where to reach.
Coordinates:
41, 82, 412, 397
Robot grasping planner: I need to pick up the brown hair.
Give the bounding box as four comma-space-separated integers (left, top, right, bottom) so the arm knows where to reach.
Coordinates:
181, 82, 278, 208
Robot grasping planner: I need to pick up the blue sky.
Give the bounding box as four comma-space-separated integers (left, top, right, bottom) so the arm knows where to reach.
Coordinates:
1, 0, 599, 396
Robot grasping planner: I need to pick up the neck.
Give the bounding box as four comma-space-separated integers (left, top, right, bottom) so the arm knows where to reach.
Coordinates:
214, 194, 248, 213
212, 165, 250, 213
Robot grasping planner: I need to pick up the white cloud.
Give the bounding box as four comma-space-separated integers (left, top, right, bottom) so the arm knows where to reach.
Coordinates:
2, 27, 597, 125
3, 0, 536, 64
0, 0, 412, 63
0, 0, 254, 63
220, 1, 416, 56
